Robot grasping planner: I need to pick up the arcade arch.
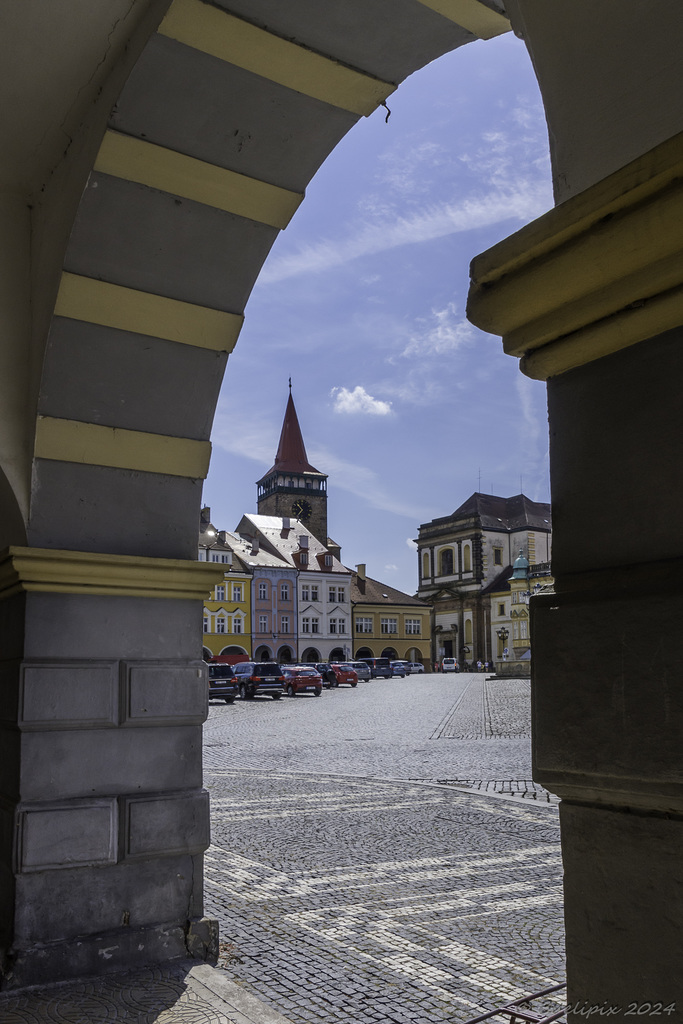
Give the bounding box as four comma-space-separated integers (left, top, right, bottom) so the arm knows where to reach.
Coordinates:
0, 0, 681, 1006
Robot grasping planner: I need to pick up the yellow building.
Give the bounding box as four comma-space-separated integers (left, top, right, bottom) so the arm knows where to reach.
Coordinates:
488, 554, 554, 675
351, 564, 430, 667
199, 508, 252, 660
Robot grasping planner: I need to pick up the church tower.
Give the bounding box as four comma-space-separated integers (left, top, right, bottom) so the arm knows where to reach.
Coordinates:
257, 385, 328, 544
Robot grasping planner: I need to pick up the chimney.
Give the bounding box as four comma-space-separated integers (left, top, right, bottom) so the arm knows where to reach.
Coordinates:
200, 506, 211, 524
282, 517, 291, 530
356, 563, 366, 581
298, 535, 309, 550
250, 537, 260, 556
218, 530, 227, 544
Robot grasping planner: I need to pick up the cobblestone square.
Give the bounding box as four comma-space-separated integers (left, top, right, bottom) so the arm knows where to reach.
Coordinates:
203, 674, 566, 1024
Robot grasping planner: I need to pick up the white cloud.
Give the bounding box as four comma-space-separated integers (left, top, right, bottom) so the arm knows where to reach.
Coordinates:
330, 386, 392, 416
260, 178, 550, 284
384, 563, 399, 571
406, 538, 418, 550
400, 303, 476, 358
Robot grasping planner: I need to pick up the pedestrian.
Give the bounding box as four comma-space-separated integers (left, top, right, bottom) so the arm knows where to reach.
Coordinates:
433, 661, 439, 674
477, 659, 482, 672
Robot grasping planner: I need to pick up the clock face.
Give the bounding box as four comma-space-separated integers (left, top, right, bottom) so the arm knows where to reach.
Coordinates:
292, 498, 312, 522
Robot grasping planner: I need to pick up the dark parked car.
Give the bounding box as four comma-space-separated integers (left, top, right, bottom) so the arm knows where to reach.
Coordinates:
282, 665, 323, 697
233, 661, 285, 700
359, 657, 392, 679
208, 663, 239, 704
390, 660, 410, 677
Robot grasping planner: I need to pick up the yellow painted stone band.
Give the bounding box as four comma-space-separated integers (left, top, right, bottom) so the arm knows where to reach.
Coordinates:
0, 546, 225, 601
94, 130, 302, 229
415, 0, 509, 39
55, 273, 243, 352
467, 130, 683, 379
158, 0, 395, 116
35, 416, 211, 479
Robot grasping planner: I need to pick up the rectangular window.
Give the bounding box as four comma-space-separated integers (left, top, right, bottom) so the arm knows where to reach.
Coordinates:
258, 582, 267, 600
329, 618, 337, 634
300, 552, 308, 565
520, 620, 528, 639
328, 587, 336, 603
337, 617, 346, 634
311, 617, 320, 634
216, 618, 226, 633
311, 586, 319, 602
232, 584, 242, 602
324, 554, 333, 567
494, 548, 502, 565
356, 617, 373, 634
498, 603, 505, 616
405, 619, 421, 635
301, 585, 309, 602
280, 583, 289, 601
513, 621, 520, 640
281, 615, 289, 632
203, 618, 209, 633
233, 617, 242, 634
381, 618, 398, 634
337, 589, 345, 603
302, 617, 310, 633
215, 585, 225, 600
259, 615, 268, 632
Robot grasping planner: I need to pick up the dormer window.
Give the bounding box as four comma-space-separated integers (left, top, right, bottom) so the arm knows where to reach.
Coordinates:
324, 554, 333, 567
300, 552, 308, 565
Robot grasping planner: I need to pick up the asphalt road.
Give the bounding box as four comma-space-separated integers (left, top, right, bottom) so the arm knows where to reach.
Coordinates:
203, 673, 566, 1024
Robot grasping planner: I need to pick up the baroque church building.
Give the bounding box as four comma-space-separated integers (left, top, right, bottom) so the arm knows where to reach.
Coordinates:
416, 492, 552, 669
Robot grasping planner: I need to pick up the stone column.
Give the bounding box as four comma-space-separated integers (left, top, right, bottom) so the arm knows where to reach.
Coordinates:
0, 547, 224, 988
468, 132, 683, 1009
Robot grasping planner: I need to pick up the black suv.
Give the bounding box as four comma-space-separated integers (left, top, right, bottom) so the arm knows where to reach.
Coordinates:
208, 663, 239, 704
233, 661, 286, 700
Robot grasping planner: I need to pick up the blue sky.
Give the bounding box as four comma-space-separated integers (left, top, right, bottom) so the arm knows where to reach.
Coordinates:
204, 30, 554, 596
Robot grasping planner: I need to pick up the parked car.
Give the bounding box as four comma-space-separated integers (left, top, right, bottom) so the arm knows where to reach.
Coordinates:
358, 657, 392, 679
281, 665, 322, 697
233, 661, 285, 699
441, 658, 458, 673
390, 660, 409, 677
408, 662, 425, 674
349, 660, 371, 682
208, 663, 239, 704
329, 663, 358, 687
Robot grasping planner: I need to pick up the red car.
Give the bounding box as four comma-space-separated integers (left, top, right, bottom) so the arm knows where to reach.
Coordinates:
282, 665, 323, 697
329, 663, 358, 688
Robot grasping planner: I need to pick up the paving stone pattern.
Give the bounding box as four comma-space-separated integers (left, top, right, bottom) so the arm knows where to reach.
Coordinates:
204, 674, 566, 1024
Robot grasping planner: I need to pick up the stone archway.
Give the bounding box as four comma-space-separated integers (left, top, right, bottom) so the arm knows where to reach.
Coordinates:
0, 0, 682, 1005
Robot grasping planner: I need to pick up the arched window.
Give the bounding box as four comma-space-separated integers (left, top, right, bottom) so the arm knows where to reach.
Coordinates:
463, 545, 472, 572
422, 553, 430, 578
464, 619, 473, 644
439, 548, 453, 576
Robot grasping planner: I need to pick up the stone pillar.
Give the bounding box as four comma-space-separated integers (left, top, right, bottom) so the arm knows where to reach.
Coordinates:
468, 132, 683, 1009
0, 547, 223, 988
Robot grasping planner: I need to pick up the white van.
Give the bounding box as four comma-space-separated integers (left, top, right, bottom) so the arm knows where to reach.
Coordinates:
441, 658, 457, 672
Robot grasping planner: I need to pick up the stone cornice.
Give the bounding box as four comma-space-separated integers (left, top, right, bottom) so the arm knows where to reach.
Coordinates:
0, 546, 226, 601
467, 131, 683, 380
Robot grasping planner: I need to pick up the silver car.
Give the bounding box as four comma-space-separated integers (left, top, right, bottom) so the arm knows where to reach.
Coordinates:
349, 660, 371, 681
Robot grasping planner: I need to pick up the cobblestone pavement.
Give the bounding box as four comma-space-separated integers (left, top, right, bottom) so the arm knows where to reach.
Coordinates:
203, 674, 566, 1024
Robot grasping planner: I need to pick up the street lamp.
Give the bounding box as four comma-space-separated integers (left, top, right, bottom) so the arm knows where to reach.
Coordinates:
496, 626, 509, 661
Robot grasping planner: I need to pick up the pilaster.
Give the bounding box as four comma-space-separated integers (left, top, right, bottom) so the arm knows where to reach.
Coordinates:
0, 547, 224, 988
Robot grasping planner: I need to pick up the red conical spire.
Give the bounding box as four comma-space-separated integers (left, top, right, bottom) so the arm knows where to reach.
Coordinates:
257, 386, 323, 481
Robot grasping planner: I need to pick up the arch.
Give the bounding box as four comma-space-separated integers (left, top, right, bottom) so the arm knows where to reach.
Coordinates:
463, 544, 472, 573
202, 647, 213, 662
254, 645, 273, 662
301, 647, 320, 663
381, 647, 398, 660
406, 647, 424, 663
422, 552, 430, 579
438, 547, 454, 576
1, 0, 681, 1000
329, 647, 346, 661
355, 647, 374, 660
220, 645, 247, 656
464, 619, 473, 645
277, 645, 294, 663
